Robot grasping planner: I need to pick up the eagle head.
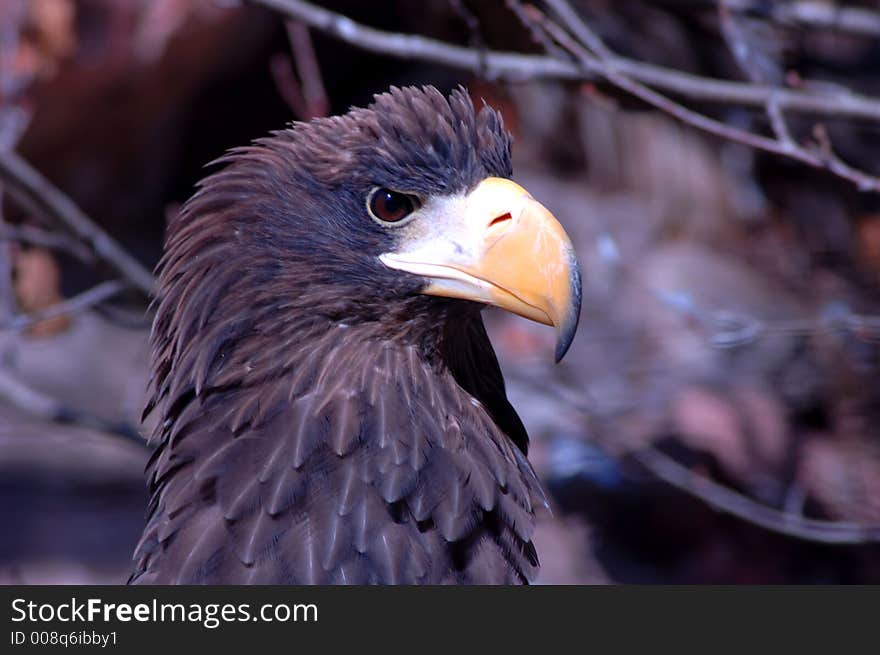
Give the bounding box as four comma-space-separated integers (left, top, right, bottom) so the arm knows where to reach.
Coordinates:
157, 86, 580, 370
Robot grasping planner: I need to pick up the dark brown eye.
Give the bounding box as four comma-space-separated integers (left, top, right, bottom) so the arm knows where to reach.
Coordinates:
368, 188, 418, 223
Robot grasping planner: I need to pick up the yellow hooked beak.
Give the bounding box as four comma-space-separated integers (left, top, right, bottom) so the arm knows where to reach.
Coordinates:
379, 177, 581, 361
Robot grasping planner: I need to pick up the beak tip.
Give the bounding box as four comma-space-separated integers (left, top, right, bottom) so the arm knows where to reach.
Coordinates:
553, 316, 577, 363
553, 342, 568, 364
553, 265, 582, 363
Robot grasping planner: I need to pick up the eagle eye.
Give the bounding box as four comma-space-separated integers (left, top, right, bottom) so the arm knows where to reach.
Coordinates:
368, 188, 419, 224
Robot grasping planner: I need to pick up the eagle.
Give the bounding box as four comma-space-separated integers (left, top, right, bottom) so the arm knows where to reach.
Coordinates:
131, 86, 581, 585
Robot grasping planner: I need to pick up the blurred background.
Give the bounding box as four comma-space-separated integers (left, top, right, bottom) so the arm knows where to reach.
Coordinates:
1, 0, 880, 584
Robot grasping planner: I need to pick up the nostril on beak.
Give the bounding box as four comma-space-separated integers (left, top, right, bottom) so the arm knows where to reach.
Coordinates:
488, 212, 513, 229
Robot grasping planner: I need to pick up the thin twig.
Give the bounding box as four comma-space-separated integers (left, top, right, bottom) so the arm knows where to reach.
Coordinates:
0, 368, 145, 445
779, 0, 880, 36
766, 94, 795, 149
533, 10, 791, 155
718, 0, 782, 85
0, 150, 155, 296
0, 6, 33, 330
270, 21, 329, 119
652, 277, 880, 347
810, 123, 880, 193
506, 0, 568, 60
245, 0, 880, 123
668, 0, 880, 38
545, 0, 613, 60
630, 445, 880, 545
0, 222, 94, 263
451, 0, 491, 78
0, 367, 63, 420
2, 279, 129, 333
715, 1, 876, 190
269, 53, 308, 117
531, 1, 880, 192
286, 21, 329, 119
509, 368, 880, 545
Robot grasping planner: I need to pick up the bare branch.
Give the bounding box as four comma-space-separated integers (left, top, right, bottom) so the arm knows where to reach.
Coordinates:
531, 1, 880, 192
652, 283, 880, 347
270, 21, 330, 119
630, 444, 880, 545
0, 368, 145, 445
246, 0, 880, 124
269, 53, 309, 117
810, 123, 880, 193
717, 0, 783, 85
0, 368, 64, 420
510, 368, 880, 545
780, 1, 880, 37
247, 0, 880, 191
2, 279, 129, 333
0, 222, 95, 263
766, 95, 795, 149
451, 0, 491, 77
286, 21, 329, 119
0, 150, 155, 296
544, 0, 613, 60
715, 1, 877, 191
506, 0, 568, 60
680, 0, 880, 38
0, 59, 33, 326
